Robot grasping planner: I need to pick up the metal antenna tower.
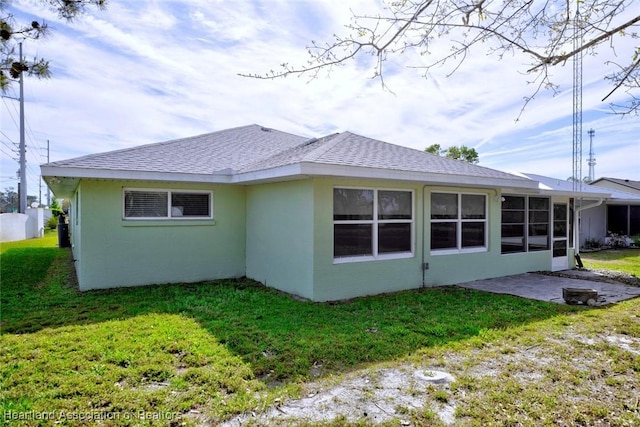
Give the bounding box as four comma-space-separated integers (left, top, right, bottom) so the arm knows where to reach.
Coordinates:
587, 129, 596, 182
572, 10, 583, 193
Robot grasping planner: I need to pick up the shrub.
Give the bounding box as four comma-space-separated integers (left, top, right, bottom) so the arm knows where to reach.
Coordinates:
606, 232, 630, 249
583, 238, 601, 249
46, 215, 58, 230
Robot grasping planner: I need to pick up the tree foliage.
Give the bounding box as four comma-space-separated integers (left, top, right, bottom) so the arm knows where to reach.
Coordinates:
1, 0, 107, 92
243, 0, 639, 116
425, 143, 479, 163
0, 187, 37, 212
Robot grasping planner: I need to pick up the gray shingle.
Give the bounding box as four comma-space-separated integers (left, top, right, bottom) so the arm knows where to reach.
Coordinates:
44, 124, 528, 183
239, 131, 527, 181
45, 125, 309, 175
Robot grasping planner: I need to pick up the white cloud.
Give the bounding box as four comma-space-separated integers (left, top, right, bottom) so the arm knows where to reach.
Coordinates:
2, 0, 639, 200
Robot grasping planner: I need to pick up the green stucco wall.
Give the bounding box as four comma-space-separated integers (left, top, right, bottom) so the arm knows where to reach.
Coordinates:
311, 178, 424, 301
245, 180, 314, 299
68, 176, 567, 300
310, 179, 555, 301
72, 179, 246, 290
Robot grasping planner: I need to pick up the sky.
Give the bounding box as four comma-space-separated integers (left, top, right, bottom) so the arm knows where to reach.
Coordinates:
2, 0, 639, 204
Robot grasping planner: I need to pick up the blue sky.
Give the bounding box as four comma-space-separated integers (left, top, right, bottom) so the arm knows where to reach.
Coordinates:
2, 0, 639, 203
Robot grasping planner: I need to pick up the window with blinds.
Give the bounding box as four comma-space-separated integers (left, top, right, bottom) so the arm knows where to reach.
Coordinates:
123, 189, 212, 219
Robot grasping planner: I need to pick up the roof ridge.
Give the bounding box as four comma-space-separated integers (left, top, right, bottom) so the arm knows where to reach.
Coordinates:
298, 132, 345, 162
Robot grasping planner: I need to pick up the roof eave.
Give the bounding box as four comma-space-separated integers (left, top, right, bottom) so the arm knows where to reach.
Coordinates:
40, 165, 234, 184
234, 162, 540, 189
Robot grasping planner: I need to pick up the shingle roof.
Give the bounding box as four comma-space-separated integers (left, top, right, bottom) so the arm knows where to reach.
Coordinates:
591, 177, 640, 192
239, 131, 526, 181
45, 124, 309, 174
43, 124, 530, 185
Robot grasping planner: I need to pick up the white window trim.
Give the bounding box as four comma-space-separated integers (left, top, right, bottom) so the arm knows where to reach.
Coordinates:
430, 192, 488, 255
333, 187, 415, 264
122, 188, 214, 220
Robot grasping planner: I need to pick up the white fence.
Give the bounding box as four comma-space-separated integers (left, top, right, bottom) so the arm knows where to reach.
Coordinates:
0, 209, 52, 242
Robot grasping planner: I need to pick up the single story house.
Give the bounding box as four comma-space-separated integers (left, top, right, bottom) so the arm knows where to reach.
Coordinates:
42, 124, 592, 301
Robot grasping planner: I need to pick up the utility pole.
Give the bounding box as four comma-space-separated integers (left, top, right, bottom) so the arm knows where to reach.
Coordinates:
587, 129, 596, 182
18, 42, 27, 213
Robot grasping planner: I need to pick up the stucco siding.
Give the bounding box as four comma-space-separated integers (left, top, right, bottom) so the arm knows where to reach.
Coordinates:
76, 180, 246, 290
312, 178, 423, 301
311, 180, 554, 301
246, 180, 314, 299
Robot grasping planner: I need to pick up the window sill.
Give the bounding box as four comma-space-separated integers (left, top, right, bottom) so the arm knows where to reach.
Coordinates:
122, 219, 216, 227
430, 247, 487, 256
333, 252, 414, 264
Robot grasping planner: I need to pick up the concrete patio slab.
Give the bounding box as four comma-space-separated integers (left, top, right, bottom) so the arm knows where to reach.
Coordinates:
458, 272, 640, 306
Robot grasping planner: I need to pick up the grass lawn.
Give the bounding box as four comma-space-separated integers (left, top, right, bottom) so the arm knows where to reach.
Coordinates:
580, 248, 640, 277
1, 235, 639, 426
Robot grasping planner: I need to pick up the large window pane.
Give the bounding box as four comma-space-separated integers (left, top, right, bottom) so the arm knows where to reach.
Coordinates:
124, 191, 168, 218
607, 205, 628, 235
172, 193, 210, 217
503, 196, 525, 210
631, 206, 640, 236
379, 223, 411, 253
378, 191, 412, 220
431, 222, 456, 250
462, 223, 485, 247
333, 189, 373, 220
528, 224, 549, 251
462, 195, 485, 219
530, 210, 549, 223
334, 224, 373, 257
529, 197, 549, 210
502, 224, 525, 253
502, 211, 525, 223
431, 193, 458, 219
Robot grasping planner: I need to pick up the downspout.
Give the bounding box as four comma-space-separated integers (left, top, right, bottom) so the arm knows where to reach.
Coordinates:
574, 198, 605, 266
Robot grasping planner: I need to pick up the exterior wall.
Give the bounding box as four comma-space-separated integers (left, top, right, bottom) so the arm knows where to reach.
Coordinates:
310, 179, 554, 301
74, 179, 246, 290
311, 178, 423, 301
246, 180, 315, 299
579, 203, 606, 247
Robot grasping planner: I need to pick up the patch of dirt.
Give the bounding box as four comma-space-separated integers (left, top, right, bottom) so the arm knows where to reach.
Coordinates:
221, 368, 455, 426
219, 325, 640, 426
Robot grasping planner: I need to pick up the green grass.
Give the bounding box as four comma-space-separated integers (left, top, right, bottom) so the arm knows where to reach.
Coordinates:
581, 248, 640, 276
1, 236, 638, 426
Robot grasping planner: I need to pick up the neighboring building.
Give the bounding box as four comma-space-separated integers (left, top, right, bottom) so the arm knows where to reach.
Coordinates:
589, 178, 640, 240
591, 177, 640, 194
42, 124, 590, 301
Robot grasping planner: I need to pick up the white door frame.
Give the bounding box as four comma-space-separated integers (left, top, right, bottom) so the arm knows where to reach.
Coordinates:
552, 202, 569, 271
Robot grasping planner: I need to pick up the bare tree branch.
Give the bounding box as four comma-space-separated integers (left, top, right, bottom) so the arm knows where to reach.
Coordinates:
240, 0, 640, 115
